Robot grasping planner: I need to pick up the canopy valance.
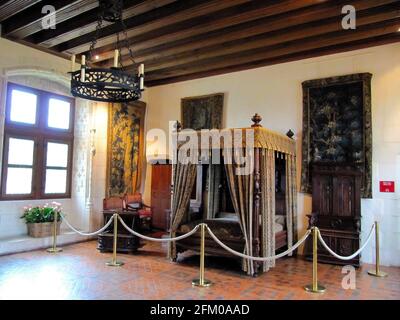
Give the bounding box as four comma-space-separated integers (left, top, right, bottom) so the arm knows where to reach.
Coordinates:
174, 125, 296, 155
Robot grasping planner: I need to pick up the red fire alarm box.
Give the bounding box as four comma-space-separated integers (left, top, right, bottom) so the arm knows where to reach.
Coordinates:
379, 181, 395, 193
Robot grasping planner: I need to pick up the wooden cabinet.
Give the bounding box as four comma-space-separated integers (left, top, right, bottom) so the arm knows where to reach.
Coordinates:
151, 163, 172, 230
305, 164, 362, 266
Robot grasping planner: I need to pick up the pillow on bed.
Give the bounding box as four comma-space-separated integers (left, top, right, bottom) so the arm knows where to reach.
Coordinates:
274, 222, 284, 233
216, 212, 237, 221
275, 215, 285, 225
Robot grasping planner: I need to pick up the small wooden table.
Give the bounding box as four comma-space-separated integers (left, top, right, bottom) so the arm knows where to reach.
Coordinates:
97, 209, 143, 253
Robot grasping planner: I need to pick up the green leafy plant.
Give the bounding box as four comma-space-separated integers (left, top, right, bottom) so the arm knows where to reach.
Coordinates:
20, 203, 62, 224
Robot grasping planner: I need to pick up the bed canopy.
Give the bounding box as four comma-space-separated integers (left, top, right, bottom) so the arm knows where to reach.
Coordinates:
168, 114, 297, 276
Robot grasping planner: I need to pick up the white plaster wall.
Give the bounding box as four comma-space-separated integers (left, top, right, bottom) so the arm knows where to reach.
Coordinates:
144, 42, 400, 266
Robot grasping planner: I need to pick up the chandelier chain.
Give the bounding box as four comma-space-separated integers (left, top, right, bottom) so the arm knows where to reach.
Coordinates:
88, 14, 104, 62
120, 18, 137, 67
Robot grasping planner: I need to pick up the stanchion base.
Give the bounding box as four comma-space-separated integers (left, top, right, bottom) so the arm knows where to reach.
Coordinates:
192, 279, 212, 287
304, 284, 326, 293
106, 260, 124, 267
46, 248, 63, 253
368, 270, 388, 277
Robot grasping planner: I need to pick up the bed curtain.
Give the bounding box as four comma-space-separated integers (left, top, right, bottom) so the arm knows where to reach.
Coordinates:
224, 150, 255, 276
260, 149, 276, 271
168, 162, 197, 260
285, 154, 298, 254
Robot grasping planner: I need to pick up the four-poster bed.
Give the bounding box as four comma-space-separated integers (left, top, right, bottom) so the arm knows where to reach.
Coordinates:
168, 114, 298, 276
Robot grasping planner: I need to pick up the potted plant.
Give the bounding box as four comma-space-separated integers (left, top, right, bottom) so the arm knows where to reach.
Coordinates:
20, 202, 62, 238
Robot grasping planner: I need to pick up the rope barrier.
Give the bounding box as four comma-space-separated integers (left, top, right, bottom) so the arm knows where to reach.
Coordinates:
117, 215, 200, 242
317, 223, 375, 261
60, 211, 377, 264
206, 226, 312, 261
49, 212, 386, 290
60, 213, 116, 236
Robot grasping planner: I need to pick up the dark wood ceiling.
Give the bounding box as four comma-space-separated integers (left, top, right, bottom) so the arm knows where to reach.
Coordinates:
1, 0, 400, 86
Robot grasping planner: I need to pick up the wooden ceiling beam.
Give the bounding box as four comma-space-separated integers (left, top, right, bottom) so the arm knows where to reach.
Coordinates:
52, 0, 251, 54
95, 0, 397, 67
54, 0, 316, 54
94, 0, 331, 64
146, 33, 400, 87
145, 18, 400, 82
26, 0, 175, 48
2, 0, 97, 39
143, 4, 400, 72
0, 0, 41, 22
93, 0, 328, 62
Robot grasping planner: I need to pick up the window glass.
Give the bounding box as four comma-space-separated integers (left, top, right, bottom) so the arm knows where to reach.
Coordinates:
6, 168, 32, 194
10, 89, 37, 124
8, 138, 34, 165
46, 142, 68, 167
48, 98, 70, 130
44, 169, 67, 194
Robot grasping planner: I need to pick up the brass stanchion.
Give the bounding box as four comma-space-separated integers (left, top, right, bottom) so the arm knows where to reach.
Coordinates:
304, 227, 325, 293
368, 221, 388, 277
47, 210, 62, 253
192, 223, 212, 287
106, 214, 124, 267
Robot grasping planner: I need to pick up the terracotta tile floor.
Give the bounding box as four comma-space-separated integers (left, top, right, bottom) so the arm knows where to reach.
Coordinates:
0, 240, 399, 300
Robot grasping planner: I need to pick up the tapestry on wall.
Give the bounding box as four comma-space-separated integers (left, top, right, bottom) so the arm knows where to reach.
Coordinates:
301, 73, 372, 198
181, 93, 224, 130
106, 101, 146, 197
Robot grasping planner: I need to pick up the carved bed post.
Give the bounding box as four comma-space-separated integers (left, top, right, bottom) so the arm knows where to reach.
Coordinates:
252, 114, 262, 276
170, 120, 181, 212
169, 120, 181, 261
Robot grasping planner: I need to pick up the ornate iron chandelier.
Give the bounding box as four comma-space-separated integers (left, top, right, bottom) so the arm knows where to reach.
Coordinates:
69, 0, 144, 103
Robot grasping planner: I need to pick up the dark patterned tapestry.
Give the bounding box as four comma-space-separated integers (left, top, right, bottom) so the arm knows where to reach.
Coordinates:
301, 73, 372, 198
181, 93, 224, 130
106, 101, 146, 197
